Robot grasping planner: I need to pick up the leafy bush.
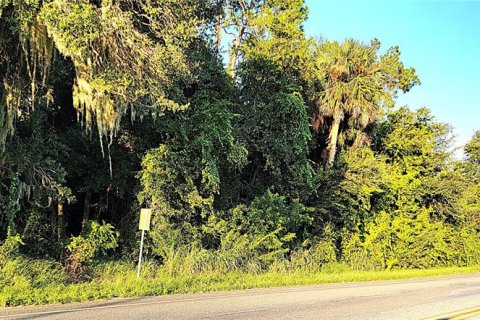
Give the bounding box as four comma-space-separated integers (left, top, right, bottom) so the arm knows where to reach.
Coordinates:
342, 210, 480, 270
224, 191, 312, 247
458, 225, 480, 266
0, 231, 23, 261
65, 221, 118, 281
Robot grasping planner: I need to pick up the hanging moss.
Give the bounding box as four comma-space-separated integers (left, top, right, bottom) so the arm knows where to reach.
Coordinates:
39, 0, 195, 138
0, 0, 54, 151
1, 0, 198, 159
0, 82, 21, 152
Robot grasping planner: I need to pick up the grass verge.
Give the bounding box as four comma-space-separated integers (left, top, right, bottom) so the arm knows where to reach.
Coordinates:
2, 262, 479, 308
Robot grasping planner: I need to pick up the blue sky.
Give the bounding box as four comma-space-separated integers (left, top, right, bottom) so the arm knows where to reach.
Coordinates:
304, 0, 480, 151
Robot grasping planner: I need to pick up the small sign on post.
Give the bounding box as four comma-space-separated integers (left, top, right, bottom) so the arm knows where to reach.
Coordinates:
139, 208, 152, 231
137, 208, 152, 278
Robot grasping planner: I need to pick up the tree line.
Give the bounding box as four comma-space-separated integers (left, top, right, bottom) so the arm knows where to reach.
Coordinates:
1, 0, 479, 279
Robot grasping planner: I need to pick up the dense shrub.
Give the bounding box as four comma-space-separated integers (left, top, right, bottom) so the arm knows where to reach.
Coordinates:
342, 211, 480, 270
65, 221, 118, 281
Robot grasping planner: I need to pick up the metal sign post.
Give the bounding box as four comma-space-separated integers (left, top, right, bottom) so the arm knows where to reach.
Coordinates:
137, 208, 152, 278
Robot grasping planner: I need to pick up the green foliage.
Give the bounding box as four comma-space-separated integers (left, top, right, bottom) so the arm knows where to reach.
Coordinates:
458, 182, 480, 229
0, 231, 24, 260
145, 191, 311, 275
138, 43, 239, 220
0, 257, 66, 307
1, 0, 480, 308
1, 173, 21, 231
377, 107, 451, 169
0, 108, 72, 239
309, 39, 420, 166
465, 131, 480, 178
38, 0, 200, 135
320, 107, 478, 272
0, 233, 66, 307
375, 108, 457, 222
145, 192, 309, 274
244, 0, 311, 73
148, 216, 291, 275
40, 1, 100, 58
67, 221, 118, 266
343, 210, 479, 270
232, 58, 315, 201
139, 100, 238, 222
466, 131, 480, 163
273, 240, 337, 273
336, 148, 388, 229
226, 191, 312, 244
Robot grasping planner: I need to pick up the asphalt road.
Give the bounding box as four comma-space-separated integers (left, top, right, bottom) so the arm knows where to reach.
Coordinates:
2, 273, 480, 320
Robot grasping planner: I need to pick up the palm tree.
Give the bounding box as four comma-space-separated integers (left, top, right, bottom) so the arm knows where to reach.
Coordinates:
311, 39, 418, 168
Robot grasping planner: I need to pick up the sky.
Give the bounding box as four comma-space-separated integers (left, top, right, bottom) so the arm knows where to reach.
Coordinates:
304, 0, 480, 152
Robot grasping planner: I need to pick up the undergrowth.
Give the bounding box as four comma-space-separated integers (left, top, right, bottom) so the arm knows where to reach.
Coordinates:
1, 259, 478, 307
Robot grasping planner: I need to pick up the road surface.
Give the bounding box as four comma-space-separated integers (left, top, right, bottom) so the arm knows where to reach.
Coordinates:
2, 273, 480, 319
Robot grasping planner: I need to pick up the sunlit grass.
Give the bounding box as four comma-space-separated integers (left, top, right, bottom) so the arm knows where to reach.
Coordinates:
2, 261, 479, 307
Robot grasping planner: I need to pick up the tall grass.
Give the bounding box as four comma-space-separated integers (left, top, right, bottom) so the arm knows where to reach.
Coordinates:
1, 259, 479, 308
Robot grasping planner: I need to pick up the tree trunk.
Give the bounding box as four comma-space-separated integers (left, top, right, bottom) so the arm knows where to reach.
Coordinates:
214, 12, 223, 53
227, 25, 246, 77
51, 204, 57, 239
325, 117, 341, 168
57, 202, 66, 241
81, 191, 92, 235
93, 192, 103, 221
